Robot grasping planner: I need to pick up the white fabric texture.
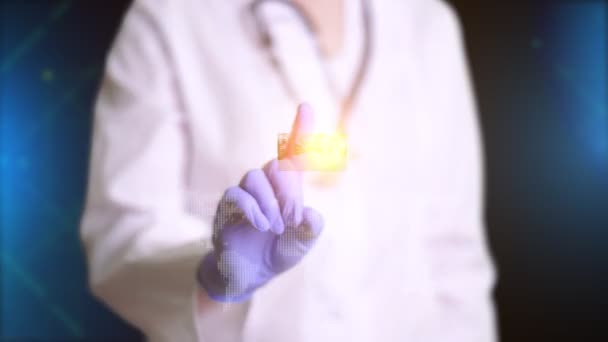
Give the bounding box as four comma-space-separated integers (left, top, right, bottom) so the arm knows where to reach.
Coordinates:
80, 0, 498, 341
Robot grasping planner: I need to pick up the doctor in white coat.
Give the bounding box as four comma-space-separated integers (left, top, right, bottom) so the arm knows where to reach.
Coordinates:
80, 0, 498, 341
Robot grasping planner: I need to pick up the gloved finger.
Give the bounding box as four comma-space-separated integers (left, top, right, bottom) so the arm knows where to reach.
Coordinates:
286, 103, 316, 156
286, 103, 316, 170
263, 159, 303, 231
239, 169, 285, 235
271, 207, 324, 272
217, 186, 270, 232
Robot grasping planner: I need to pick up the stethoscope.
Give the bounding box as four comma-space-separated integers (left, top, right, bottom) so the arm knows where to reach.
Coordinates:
249, 0, 373, 133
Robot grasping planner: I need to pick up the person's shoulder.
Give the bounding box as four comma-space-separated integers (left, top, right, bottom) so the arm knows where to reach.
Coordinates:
117, 0, 218, 47
117, 0, 175, 37
392, 0, 463, 53
128, 0, 173, 19
126, 0, 242, 36
421, 0, 463, 38
125, 0, 210, 26
382, 0, 461, 40
129, 0, 242, 19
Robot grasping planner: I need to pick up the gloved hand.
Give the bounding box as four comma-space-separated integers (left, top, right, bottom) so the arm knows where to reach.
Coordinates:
197, 103, 324, 302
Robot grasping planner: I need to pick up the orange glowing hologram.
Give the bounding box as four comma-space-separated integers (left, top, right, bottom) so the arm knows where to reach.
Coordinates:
277, 132, 348, 171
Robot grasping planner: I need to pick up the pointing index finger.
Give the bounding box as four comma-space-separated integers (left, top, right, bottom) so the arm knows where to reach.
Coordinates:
286, 103, 316, 158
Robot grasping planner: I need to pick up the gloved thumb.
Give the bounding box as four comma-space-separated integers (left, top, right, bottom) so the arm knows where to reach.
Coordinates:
271, 207, 324, 272
299, 206, 324, 238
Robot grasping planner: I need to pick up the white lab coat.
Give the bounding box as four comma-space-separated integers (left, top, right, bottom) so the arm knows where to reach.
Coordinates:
80, 0, 497, 341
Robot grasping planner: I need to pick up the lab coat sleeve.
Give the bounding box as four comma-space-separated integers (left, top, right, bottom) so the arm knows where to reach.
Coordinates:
80, 1, 209, 340
419, 1, 498, 341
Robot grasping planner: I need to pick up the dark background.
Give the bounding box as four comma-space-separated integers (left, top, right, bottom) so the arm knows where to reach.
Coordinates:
451, 1, 607, 341
1, 0, 606, 341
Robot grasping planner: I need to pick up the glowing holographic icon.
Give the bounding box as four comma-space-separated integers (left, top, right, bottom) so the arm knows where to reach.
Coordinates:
277, 132, 348, 171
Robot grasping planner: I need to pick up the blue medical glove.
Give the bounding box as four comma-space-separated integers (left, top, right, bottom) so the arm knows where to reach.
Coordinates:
197, 104, 324, 302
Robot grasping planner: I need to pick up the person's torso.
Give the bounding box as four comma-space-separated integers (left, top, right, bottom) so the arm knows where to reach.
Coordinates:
162, 0, 444, 340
